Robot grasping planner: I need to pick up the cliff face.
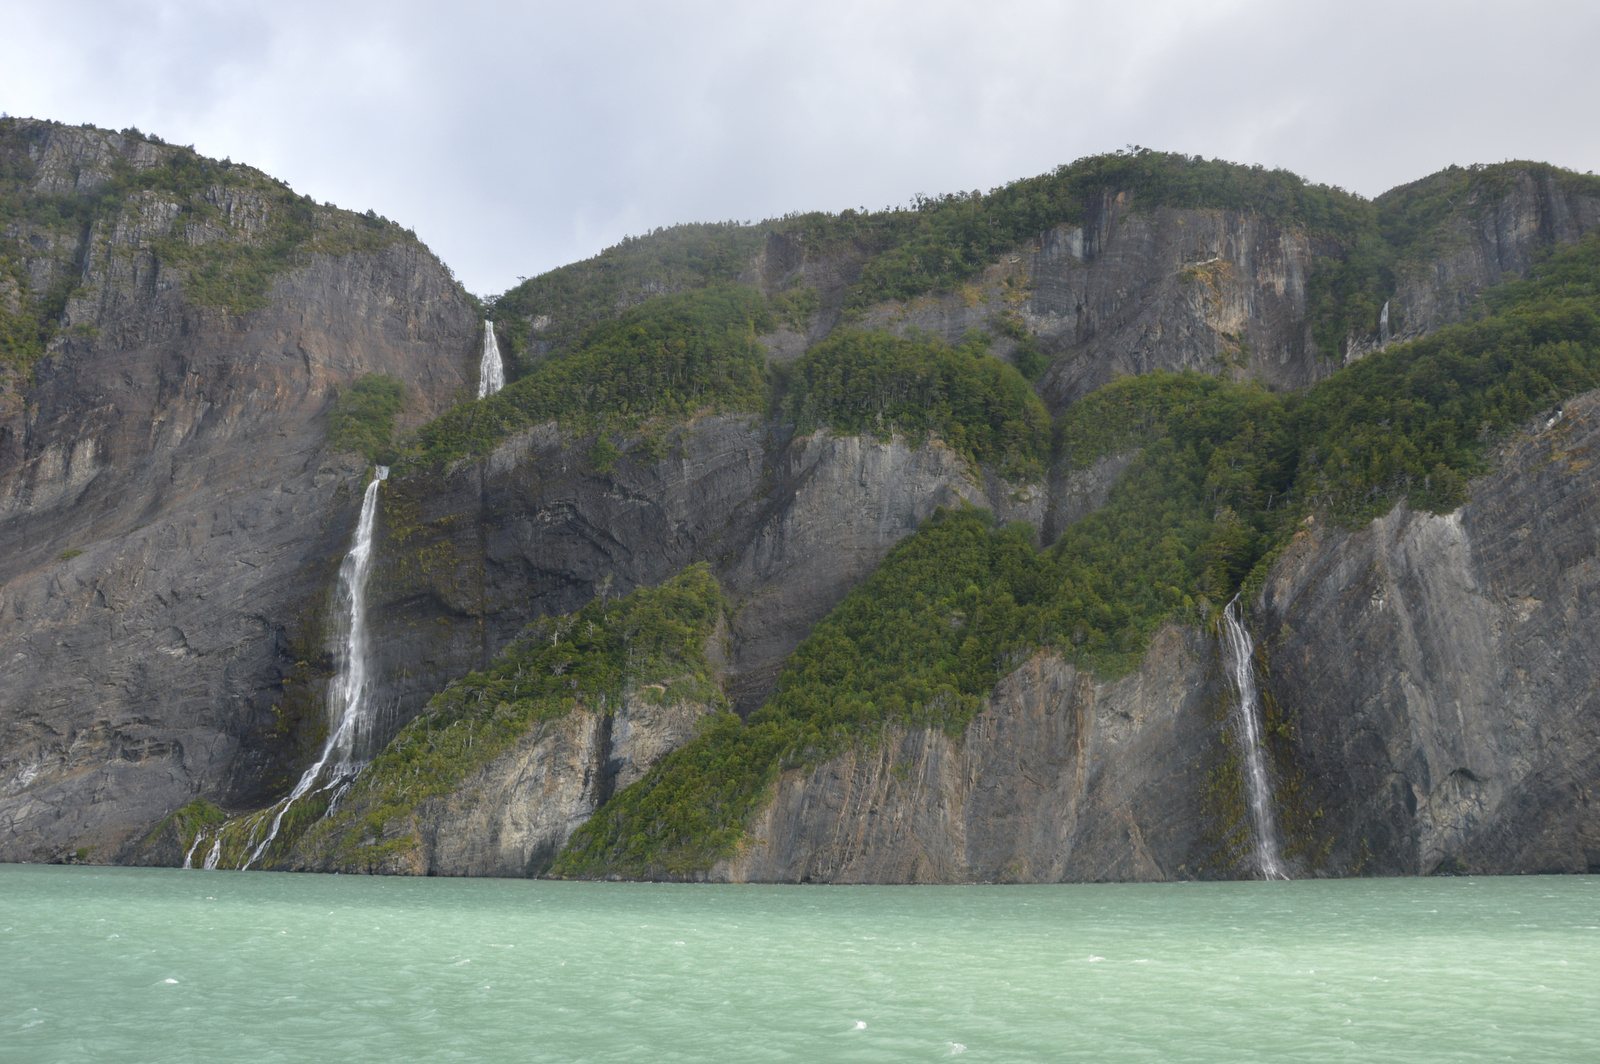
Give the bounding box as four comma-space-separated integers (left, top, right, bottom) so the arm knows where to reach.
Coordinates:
714, 628, 1231, 884
0, 124, 481, 862
834, 199, 1329, 404
359, 416, 1041, 735
1385, 169, 1600, 349
292, 686, 717, 877
1257, 389, 1600, 876
5, 129, 1599, 881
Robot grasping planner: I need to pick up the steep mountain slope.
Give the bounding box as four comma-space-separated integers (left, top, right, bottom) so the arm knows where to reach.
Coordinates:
0, 121, 480, 862
4, 123, 1598, 879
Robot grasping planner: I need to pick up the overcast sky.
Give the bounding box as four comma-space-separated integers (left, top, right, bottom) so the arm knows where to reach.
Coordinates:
3, 0, 1595, 295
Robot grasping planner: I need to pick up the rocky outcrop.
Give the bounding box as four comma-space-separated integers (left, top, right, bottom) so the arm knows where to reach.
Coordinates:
0, 138, 481, 862
846, 198, 1332, 407
1258, 389, 1600, 876
713, 627, 1234, 883
5, 130, 1599, 880
293, 687, 717, 877
1384, 169, 1600, 350
360, 418, 1044, 737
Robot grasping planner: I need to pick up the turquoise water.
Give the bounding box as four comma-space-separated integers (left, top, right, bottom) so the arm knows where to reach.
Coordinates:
4, 866, 1598, 1062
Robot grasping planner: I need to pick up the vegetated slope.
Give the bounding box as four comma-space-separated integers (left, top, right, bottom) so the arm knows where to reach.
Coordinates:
154, 565, 726, 872
551, 232, 1600, 879
480, 150, 1600, 385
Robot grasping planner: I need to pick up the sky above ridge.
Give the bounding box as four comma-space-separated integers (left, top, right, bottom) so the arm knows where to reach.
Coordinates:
2, 0, 1595, 295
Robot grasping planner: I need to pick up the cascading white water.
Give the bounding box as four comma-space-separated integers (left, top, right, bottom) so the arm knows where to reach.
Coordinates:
241, 465, 389, 869
1378, 300, 1391, 348
1220, 596, 1289, 880
477, 321, 505, 399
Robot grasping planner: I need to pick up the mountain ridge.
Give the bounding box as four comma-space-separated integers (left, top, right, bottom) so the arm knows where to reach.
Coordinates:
3, 117, 1598, 880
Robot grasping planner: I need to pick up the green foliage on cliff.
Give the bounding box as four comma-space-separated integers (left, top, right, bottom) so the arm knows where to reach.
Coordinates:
406, 285, 775, 467
555, 234, 1600, 877
327, 373, 406, 463
0, 118, 415, 378
410, 285, 1047, 479
786, 329, 1051, 480
294, 565, 727, 869
486, 223, 768, 364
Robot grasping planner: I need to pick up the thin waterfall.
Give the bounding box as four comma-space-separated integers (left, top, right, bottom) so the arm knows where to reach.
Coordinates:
241, 465, 389, 869
1378, 300, 1391, 348
477, 321, 505, 399
1220, 596, 1289, 880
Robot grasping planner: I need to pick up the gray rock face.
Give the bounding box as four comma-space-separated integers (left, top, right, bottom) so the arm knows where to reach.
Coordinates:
714, 628, 1232, 883
360, 419, 1042, 738
1257, 389, 1600, 876
0, 232, 479, 862
4, 143, 1598, 880
1382, 170, 1600, 353
845, 199, 1331, 406
294, 688, 716, 877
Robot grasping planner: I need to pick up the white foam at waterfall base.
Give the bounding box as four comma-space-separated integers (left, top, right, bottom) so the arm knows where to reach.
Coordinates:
1221, 596, 1289, 880
241, 465, 389, 869
477, 321, 505, 399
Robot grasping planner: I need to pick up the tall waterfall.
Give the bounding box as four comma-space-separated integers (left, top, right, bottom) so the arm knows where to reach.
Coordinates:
1378, 300, 1391, 348
1220, 596, 1289, 880
477, 321, 505, 399
241, 465, 389, 869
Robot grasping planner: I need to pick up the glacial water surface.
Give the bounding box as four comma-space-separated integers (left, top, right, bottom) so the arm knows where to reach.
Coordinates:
4, 865, 1598, 1062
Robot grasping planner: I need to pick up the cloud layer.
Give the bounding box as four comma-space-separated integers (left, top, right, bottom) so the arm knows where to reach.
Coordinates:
3, 0, 1595, 293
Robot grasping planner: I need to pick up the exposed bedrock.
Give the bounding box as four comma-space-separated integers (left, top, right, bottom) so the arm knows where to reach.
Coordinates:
713, 627, 1234, 884
291, 685, 717, 877
1258, 389, 1600, 877
359, 418, 1043, 738
0, 239, 479, 863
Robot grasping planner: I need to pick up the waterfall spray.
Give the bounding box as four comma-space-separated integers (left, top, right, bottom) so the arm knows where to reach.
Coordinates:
241, 465, 389, 869
1220, 596, 1289, 880
1379, 300, 1391, 348
477, 321, 505, 399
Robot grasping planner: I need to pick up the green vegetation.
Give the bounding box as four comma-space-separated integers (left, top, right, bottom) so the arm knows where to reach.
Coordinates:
555, 232, 1600, 876
407, 285, 1049, 480
296, 565, 727, 870
159, 798, 227, 856
486, 223, 767, 364
405, 285, 775, 467
327, 373, 406, 463
481, 151, 1599, 390
0, 118, 415, 379
785, 329, 1050, 480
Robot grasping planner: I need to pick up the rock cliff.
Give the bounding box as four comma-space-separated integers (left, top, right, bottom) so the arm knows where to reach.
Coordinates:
1257, 389, 1600, 876
713, 628, 1231, 883
4, 124, 1599, 883
293, 685, 718, 877
0, 122, 481, 863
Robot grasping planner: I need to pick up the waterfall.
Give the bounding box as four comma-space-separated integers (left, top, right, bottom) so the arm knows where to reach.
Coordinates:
241, 465, 389, 869
1378, 300, 1391, 348
477, 321, 505, 399
1220, 596, 1289, 880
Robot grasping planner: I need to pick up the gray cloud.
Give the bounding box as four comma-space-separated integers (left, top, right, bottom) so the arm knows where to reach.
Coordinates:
3, 0, 1595, 293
